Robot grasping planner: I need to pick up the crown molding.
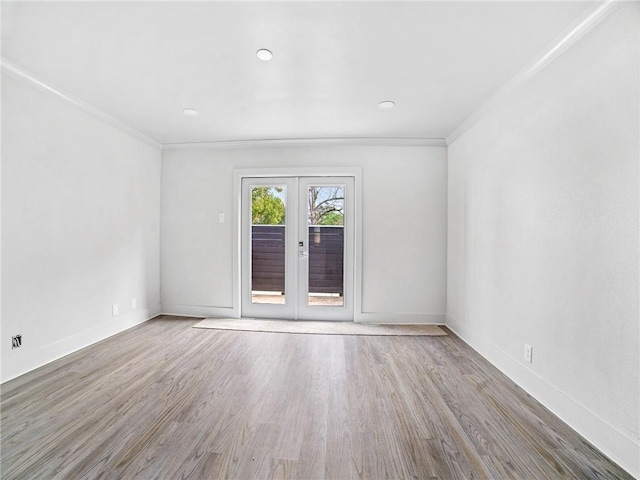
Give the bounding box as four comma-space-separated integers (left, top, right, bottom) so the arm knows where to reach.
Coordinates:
446, 0, 620, 146
162, 137, 447, 150
1, 57, 162, 151
1, 57, 445, 151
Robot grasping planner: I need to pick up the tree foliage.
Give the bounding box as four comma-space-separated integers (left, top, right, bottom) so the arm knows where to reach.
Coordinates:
317, 210, 344, 225
308, 186, 344, 225
252, 187, 285, 225
251, 186, 344, 226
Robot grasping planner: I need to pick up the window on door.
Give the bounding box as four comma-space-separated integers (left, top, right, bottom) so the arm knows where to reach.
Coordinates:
250, 185, 287, 305
305, 185, 345, 307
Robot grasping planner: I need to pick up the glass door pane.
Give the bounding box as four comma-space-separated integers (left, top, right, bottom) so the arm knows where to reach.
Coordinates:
306, 185, 345, 307
251, 186, 286, 305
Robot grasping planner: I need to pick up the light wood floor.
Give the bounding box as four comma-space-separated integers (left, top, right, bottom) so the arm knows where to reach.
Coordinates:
0, 316, 631, 479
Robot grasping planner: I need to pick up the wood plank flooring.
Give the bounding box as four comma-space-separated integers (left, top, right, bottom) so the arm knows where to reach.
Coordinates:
0, 316, 632, 479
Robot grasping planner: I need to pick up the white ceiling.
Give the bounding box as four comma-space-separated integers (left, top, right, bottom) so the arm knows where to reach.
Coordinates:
2, 1, 597, 145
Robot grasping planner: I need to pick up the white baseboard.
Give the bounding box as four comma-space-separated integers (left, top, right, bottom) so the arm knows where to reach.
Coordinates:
446, 315, 639, 479
160, 304, 238, 319
357, 312, 445, 324
159, 307, 445, 325
0, 305, 161, 384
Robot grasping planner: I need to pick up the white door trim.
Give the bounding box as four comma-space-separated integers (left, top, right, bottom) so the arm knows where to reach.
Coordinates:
232, 167, 363, 321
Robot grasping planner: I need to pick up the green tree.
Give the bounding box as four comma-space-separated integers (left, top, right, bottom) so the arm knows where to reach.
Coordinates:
252, 187, 285, 225
318, 210, 344, 225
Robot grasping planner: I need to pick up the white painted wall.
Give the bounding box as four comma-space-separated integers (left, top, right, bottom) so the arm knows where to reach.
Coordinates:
161, 144, 448, 323
1, 73, 162, 382
446, 3, 639, 476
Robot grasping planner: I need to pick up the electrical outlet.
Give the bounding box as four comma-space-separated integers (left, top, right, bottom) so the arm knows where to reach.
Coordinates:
131, 298, 137, 310
11, 334, 22, 349
112, 304, 119, 316
524, 344, 533, 363
218, 212, 225, 223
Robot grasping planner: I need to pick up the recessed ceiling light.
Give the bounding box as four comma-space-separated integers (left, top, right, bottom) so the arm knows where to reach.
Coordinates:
182, 108, 199, 116
378, 101, 395, 110
256, 49, 273, 61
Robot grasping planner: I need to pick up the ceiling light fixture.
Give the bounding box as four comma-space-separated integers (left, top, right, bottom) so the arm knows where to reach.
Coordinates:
256, 49, 273, 61
182, 108, 199, 116
378, 100, 395, 110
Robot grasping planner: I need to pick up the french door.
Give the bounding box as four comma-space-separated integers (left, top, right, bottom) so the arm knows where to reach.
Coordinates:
241, 176, 354, 321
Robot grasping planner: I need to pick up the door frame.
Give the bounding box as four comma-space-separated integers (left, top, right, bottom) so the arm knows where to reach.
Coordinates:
232, 167, 363, 321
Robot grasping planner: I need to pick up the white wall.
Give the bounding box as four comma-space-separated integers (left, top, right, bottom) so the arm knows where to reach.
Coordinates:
447, 3, 639, 476
161, 144, 448, 323
1, 73, 162, 382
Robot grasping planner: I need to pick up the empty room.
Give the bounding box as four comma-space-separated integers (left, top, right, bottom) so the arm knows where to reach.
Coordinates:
1, 1, 638, 478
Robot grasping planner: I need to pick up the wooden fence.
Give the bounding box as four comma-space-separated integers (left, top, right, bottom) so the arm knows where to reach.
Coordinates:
251, 225, 344, 295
